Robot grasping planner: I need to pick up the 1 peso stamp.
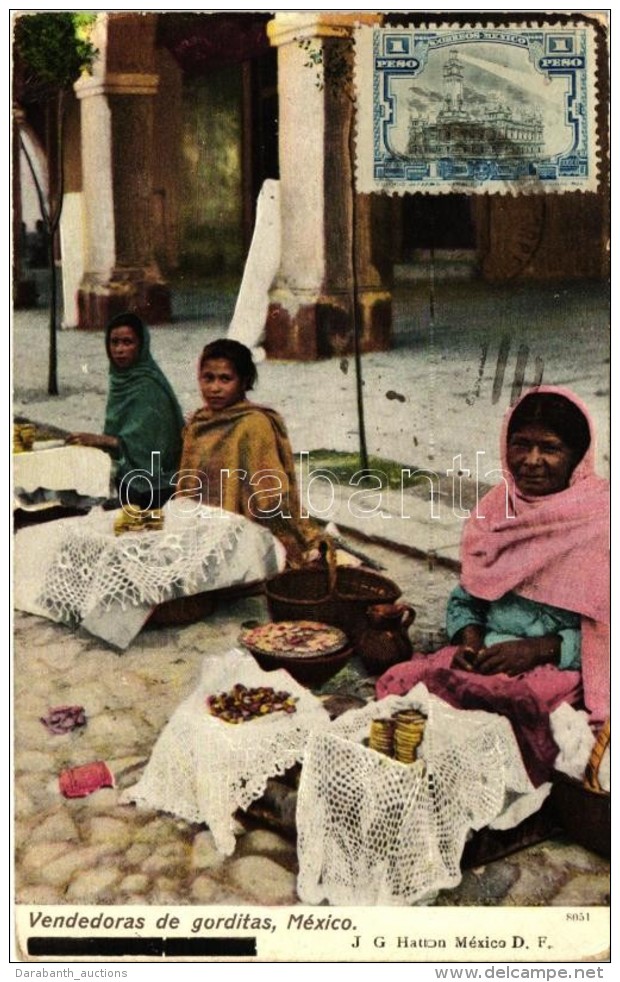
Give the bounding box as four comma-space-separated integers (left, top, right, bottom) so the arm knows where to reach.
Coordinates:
354, 20, 601, 194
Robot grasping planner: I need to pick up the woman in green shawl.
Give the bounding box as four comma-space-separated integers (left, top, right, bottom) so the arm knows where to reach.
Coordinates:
66, 313, 184, 508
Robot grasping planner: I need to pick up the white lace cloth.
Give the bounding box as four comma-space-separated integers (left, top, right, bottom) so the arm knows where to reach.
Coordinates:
14, 500, 282, 649
551, 703, 610, 791
121, 648, 331, 855
296, 683, 544, 907
13, 445, 113, 505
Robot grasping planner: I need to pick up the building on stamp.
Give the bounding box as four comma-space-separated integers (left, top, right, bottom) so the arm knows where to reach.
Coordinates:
407, 49, 544, 160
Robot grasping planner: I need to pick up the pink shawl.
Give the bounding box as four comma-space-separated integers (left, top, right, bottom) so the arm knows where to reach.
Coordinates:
461, 386, 610, 725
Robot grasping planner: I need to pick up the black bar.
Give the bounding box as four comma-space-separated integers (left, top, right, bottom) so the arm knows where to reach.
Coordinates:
27, 935, 258, 959
165, 937, 257, 957
28, 937, 163, 957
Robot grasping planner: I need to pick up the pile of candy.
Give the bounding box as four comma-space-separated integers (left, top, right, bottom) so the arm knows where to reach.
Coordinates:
14, 423, 36, 453
368, 709, 426, 763
113, 503, 164, 536
206, 683, 298, 724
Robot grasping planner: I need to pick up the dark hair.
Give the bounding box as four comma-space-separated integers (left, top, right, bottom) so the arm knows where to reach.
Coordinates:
199, 339, 258, 391
105, 312, 145, 358
508, 392, 591, 465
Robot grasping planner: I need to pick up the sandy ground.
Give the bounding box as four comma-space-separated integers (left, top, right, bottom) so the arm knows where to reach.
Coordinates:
13, 279, 610, 483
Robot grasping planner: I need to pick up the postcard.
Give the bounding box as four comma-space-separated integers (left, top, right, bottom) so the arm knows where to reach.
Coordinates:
11, 8, 611, 970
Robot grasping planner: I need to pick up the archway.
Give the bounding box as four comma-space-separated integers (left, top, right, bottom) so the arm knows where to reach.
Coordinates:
156, 13, 277, 288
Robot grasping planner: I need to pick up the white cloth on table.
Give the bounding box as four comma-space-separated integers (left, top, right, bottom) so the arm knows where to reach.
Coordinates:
13, 499, 283, 649
120, 648, 331, 855
13, 444, 113, 509
296, 684, 544, 907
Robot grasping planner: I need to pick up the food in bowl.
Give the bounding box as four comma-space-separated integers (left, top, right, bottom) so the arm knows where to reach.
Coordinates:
239, 620, 347, 659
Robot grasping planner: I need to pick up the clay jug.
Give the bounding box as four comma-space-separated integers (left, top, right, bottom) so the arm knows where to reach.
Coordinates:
358, 602, 416, 676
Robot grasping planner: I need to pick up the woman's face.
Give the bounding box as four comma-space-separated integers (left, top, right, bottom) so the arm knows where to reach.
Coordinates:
199, 357, 246, 412
507, 424, 576, 496
108, 325, 141, 370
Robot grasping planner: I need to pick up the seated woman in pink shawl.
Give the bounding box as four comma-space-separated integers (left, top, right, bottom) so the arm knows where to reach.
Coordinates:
376, 387, 609, 785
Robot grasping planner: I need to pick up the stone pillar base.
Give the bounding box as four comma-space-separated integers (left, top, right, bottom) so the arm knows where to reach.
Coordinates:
77, 272, 171, 330
265, 289, 392, 360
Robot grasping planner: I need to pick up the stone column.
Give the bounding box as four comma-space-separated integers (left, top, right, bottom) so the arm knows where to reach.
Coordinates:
265, 12, 392, 360
75, 13, 170, 329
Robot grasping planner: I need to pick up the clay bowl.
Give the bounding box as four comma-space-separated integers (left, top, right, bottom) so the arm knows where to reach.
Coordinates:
245, 643, 355, 689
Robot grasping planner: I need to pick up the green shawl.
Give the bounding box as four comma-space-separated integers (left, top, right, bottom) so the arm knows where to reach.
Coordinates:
104, 313, 184, 493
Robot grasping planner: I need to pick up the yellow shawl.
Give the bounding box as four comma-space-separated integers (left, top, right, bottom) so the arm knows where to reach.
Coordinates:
177, 401, 322, 565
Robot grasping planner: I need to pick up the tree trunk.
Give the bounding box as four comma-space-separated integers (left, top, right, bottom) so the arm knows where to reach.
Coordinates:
47, 230, 58, 395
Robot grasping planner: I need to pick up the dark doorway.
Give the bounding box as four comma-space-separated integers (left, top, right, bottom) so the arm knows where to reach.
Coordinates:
159, 12, 277, 278
402, 193, 476, 254
242, 48, 279, 251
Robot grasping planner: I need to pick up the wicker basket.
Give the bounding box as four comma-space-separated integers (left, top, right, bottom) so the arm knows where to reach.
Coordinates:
265, 549, 401, 643
550, 720, 610, 859
147, 591, 217, 627
147, 580, 263, 627
147, 580, 264, 629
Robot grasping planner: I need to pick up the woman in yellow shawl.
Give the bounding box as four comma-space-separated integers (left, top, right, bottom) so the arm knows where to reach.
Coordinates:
177, 339, 322, 566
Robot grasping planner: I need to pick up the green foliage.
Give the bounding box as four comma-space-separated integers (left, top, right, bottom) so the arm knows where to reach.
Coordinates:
297, 35, 355, 102
73, 13, 98, 35
14, 12, 97, 93
306, 450, 435, 491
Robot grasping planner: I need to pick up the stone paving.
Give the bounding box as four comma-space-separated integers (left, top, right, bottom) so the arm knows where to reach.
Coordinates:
13, 538, 610, 911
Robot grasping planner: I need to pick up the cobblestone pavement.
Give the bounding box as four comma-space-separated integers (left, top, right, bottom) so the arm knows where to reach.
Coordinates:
13, 539, 610, 911
12, 280, 610, 943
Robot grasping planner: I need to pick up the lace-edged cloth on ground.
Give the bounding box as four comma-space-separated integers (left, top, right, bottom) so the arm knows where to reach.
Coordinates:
120, 648, 331, 855
15, 500, 282, 648
296, 684, 546, 906
38, 504, 249, 622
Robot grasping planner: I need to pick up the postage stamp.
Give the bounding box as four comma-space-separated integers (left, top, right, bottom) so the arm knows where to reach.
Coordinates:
354, 21, 600, 194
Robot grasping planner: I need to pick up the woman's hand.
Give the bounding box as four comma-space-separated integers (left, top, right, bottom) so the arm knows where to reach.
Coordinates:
65, 432, 119, 451
451, 624, 485, 670
451, 646, 481, 671
302, 547, 322, 565
460, 637, 561, 676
